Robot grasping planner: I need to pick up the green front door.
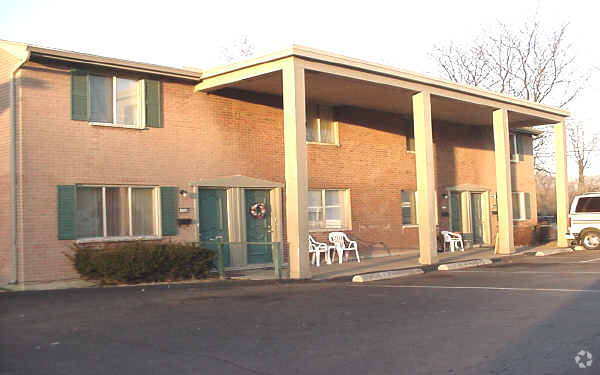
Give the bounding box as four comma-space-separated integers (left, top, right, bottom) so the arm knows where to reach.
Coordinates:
471, 192, 484, 244
245, 189, 272, 264
198, 189, 230, 267
450, 191, 462, 232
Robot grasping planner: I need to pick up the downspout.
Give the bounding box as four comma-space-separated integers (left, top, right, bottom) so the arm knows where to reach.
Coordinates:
9, 50, 31, 284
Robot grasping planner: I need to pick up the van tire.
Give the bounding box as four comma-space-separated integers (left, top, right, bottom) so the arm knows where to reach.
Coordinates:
581, 230, 600, 250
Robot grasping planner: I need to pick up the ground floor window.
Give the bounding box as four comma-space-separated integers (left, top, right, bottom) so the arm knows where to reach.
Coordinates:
401, 190, 417, 225
76, 185, 157, 239
401, 190, 439, 226
512, 192, 532, 221
308, 189, 350, 230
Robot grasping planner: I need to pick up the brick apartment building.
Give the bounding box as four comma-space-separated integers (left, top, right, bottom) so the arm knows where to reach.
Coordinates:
0, 41, 570, 286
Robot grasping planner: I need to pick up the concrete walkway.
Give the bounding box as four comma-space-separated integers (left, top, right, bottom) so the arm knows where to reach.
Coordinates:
311, 247, 494, 280
237, 243, 547, 281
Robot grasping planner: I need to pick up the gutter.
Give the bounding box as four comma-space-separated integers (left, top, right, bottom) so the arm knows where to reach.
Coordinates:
9, 50, 31, 284
28, 47, 202, 81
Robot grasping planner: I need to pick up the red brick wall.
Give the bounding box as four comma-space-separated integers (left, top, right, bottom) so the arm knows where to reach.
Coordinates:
308, 108, 537, 253
8, 57, 538, 283
15, 60, 287, 283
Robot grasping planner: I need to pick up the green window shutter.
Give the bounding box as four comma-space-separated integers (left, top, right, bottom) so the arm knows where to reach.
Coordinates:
517, 134, 525, 161
524, 192, 532, 220
160, 186, 177, 235
57, 185, 77, 239
144, 80, 162, 128
71, 70, 88, 121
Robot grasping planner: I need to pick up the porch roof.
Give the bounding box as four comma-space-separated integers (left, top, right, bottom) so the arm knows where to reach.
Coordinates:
195, 45, 569, 127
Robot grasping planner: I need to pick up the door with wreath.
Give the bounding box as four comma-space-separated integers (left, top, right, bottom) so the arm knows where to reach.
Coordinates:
245, 189, 273, 264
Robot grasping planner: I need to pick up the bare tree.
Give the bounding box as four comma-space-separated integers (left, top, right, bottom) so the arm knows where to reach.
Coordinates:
433, 20, 583, 106
568, 120, 599, 193
219, 36, 255, 64
431, 16, 588, 173
586, 175, 600, 192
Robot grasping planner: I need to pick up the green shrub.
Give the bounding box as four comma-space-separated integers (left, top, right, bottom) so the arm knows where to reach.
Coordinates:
68, 242, 214, 284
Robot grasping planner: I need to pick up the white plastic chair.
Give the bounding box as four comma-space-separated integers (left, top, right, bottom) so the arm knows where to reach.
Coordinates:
441, 231, 464, 252
329, 232, 360, 264
309, 235, 332, 266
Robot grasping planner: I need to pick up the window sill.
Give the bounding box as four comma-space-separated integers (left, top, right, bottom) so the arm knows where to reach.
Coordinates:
406, 150, 416, 154
76, 235, 161, 244
89, 122, 145, 130
402, 224, 419, 228
306, 141, 339, 147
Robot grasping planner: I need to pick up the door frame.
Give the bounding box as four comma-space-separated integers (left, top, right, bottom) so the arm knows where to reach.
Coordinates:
243, 188, 280, 265
470, 192, 485, 245
448, 187, 491, 246
191, 175, 283, 269
236, 187, 283, 266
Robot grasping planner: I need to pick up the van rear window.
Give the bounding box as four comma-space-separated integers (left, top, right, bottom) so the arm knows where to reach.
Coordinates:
575, 197, 600, 212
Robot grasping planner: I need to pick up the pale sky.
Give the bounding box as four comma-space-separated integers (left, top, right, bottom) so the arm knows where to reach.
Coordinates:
1, 0, 598, 176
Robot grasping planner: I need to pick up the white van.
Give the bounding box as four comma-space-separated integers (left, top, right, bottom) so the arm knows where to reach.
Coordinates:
567, 192, 600, 250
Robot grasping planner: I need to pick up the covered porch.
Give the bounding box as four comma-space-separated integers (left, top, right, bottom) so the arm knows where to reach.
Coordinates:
195, 45, 570, 279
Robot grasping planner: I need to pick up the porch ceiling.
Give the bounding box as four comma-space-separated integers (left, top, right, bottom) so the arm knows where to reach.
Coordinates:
216, 70, 557, 127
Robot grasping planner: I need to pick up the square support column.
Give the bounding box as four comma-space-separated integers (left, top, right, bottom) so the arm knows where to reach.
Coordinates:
554, 121, 569, 248
282, 59, 311, 279
413, 92, 438, 265
492, 109, 515, 254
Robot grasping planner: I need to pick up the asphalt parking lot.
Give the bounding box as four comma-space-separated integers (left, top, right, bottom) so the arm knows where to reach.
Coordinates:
2, 250, 600, 375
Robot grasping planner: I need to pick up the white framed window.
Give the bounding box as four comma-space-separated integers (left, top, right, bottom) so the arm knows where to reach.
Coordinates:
89, 75, 143, 128
308, 189, 350, 230
509, 133, 525, 163
401, 190, 417, 225
512, 191, 532, 221
76, 185, 159, 239
401, 190, 438, 226
509, 134, 518, 162
306, 103, 338, 144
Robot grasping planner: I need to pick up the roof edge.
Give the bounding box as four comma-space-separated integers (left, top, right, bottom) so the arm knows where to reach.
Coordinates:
0, 40, 203, 81
0, 40, 30, 61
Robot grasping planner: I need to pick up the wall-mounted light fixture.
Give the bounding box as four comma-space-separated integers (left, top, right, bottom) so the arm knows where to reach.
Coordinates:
179, 189, 188, 198
441, 193, 449, 200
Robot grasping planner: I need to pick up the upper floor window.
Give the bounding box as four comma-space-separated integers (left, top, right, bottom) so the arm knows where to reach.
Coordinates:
509, 133, 525, 162
406, 125, 415, 152
71, 70, 162, 129
90, 76, 139, 126
306, 103, 338, 144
